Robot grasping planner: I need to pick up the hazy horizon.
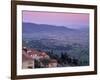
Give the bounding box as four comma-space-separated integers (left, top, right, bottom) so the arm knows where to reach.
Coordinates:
23, 22, 89, 30
22, 11, 89, 29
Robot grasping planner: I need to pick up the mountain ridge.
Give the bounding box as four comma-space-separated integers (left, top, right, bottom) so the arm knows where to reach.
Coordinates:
22, 22, 75, 34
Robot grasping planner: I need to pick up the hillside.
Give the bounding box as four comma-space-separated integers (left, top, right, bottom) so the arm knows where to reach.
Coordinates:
22, 22, 89, 66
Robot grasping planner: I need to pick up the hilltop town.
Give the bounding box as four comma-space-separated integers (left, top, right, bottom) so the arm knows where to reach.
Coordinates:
22, 46, 81, 69
22, 47, 58, 69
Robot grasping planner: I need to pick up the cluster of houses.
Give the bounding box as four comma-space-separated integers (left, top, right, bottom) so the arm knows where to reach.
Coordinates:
22, 47, 58, 69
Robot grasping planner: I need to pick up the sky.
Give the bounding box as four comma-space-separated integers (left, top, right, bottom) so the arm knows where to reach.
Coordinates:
22, 11, 89, 29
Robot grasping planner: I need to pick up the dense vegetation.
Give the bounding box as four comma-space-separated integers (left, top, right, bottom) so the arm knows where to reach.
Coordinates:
23, 39, 89, 66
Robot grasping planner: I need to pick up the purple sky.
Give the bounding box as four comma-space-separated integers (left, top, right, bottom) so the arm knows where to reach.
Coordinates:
22, 11, 89, 29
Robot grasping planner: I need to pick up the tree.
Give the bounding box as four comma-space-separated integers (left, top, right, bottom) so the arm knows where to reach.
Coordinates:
40, 58, 50, 68
34, 59, 41, 68
60, 52, 67, 65
72, 58, 79, 66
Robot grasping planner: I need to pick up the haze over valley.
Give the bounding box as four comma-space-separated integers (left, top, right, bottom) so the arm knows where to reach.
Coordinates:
22, 22, 89, 67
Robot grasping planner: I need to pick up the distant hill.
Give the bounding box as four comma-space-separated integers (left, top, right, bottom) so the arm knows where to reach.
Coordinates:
22, 22, 89, 43
22, 23, 75, 34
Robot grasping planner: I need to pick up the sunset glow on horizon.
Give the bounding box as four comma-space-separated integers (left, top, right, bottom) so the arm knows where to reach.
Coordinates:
22, 11, 89, 29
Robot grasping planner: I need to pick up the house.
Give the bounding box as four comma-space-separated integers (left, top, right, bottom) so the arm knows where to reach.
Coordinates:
22, 60, 34, 69
22, 48, 37, 69
26, 49, 39, 59
22, 47, 27, 52
22, 49, 34, 69
38, 52, 50, 59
